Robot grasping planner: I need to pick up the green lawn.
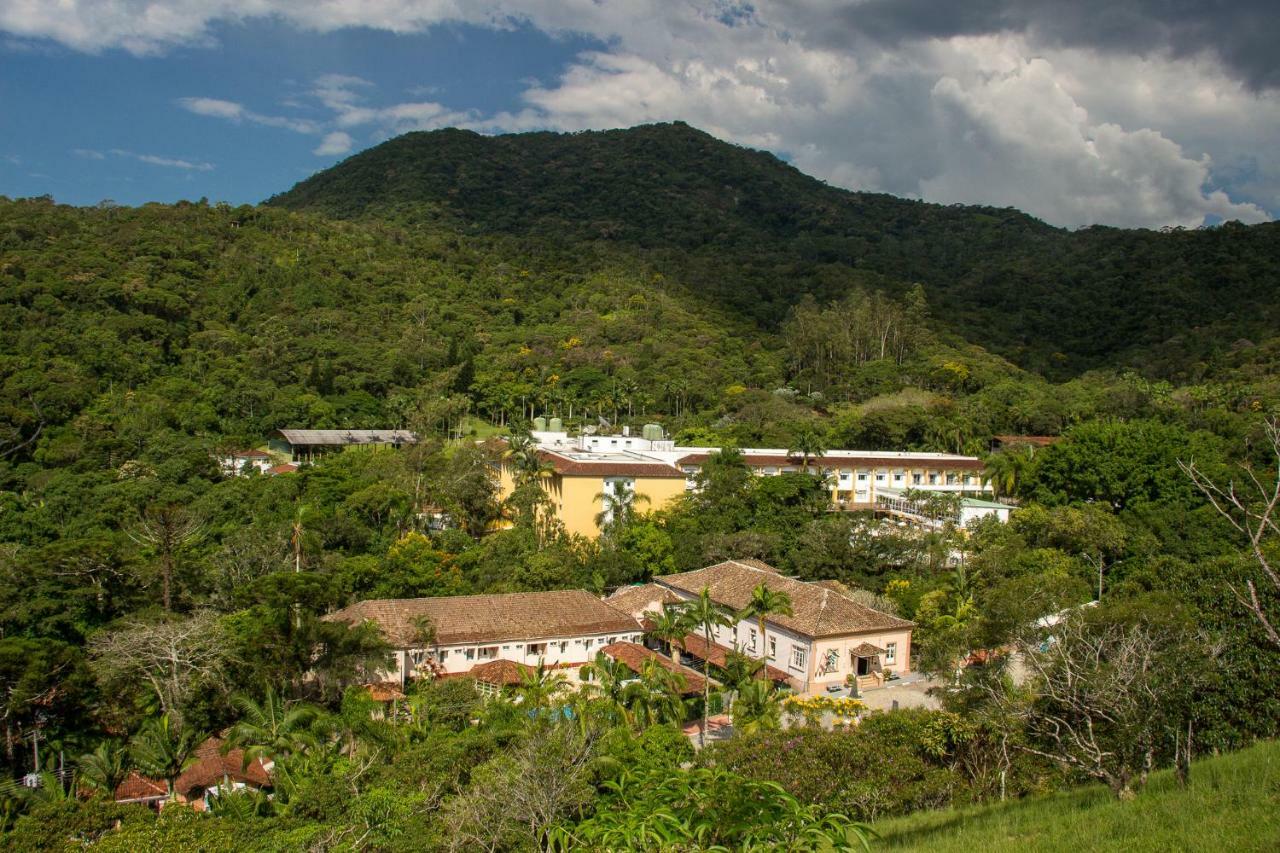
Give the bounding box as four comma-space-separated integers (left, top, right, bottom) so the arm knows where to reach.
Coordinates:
874, 740, 1280, 852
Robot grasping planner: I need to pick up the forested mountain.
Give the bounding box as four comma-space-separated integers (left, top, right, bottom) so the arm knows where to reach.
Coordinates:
269, 122, 1280, 379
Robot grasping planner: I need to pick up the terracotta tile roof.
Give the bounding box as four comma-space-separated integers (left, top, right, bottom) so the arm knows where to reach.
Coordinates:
540, 450, 685, 479
114, 771, 167, 803
469, 659, 534, 686
656, 560, 914, 639
850, 642, 887, 657
601, 642, 708, 695
604, 583, 684, 619
679, 632, 790, 682
267, 463, 298, 475
676, 452, 985, 471
174, 737, 271, 797
116, 737, 271, 803
326, 589, 641, 647
363, 681, 407, 702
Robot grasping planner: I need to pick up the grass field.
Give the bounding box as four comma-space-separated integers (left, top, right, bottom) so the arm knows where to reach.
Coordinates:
874, 740, 1280, 852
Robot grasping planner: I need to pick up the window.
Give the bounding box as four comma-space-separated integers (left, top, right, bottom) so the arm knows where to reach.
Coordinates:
558, 641, 569, 653
790, 648, 807, 671
875, 472, 886, 483
527, 643, 546, 656
478, 646, 498, 660
856, 473, 868, 481
439, 650, 449, 661
608, 636, 618, 644
464, 648, 476, 661
748, 628, 757, 651
838, 470, 851, 483
912, 473, 922, 485
928, 473, 938, 485
946, 473, 956, 485
769, 637, 777, 660
894, 472, 904, 483
583, 638, 593, 648
885, 642, 897, 665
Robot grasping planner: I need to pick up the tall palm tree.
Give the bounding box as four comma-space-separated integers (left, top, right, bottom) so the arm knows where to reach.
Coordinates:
504, 432, 554, 486
718, 650, 766, 724
682, 587, 734, 748
77, 741, 131, 798
787, 424, 828, 473
982, 447, 1033, 501
129, 715, 201, 802
648, 606, 692, 666
226, 687, 319, 769
593, 480, 650, 536
740, 583, 794, 668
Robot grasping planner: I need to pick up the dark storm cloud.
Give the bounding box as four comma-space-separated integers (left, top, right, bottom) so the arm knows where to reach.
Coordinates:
788, 0, 1280, 90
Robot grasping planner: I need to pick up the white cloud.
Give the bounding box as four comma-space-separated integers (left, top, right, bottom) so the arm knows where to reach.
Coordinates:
313, 131, 353, 156
72, 148, 105, 159
6, 2, 1275, 226
177, 96, 320, 133
111, 149, 214, 171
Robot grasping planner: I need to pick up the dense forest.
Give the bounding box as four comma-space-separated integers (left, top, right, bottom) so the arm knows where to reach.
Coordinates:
0, 123, 1278, 849
270, 122, 1280, 379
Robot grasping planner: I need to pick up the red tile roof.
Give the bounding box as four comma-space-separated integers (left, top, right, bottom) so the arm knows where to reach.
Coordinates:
326, 589, 641, 646
604, 583, 684, 619
469, 659, 534, 686
657, 560, 914, 639
679, 632, 790, 682
114, 771, 167, 803
267, 463, 298, 475
364, 681, 406, 702
114, 737, 271, 804
601, 642, 709, 695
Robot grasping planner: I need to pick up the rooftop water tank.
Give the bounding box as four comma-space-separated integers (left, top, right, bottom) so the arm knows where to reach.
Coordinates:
548, 417, 563, 432
642, 423, 664, 442
533, 416, 547, 432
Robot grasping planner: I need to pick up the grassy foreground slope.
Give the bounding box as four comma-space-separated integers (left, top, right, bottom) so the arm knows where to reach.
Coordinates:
874, 740, 1280, 852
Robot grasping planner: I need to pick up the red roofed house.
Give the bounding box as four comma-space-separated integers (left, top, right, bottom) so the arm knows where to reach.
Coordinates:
633, 560, 914, 695
218, 449, 273, 477
113, 736, 271, 811
325, 589, 643, 687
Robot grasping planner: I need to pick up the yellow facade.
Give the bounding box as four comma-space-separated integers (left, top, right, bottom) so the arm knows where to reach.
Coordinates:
497, 461, 686, 539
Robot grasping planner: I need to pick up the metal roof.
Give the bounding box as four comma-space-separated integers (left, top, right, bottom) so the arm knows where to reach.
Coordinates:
274, 429, 418, 446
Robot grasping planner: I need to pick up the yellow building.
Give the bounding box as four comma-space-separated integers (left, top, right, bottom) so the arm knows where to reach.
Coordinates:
498, 447, 687, 538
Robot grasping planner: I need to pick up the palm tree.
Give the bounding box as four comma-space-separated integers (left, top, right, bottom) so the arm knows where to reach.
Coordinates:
593, 480, 650, 536
982, 447, 1033, 501
624, 659, 687, 727
504, 432, 554, 486
226, 686, 319, 769
682, 587, 734, 748
787, 424, 828, 473
732, 680, 783, 735
718, 649, 766, 724
77, 741, 131, 798
740, 583, 794, 668
647, 606, 692, 666
129, 714, 201, 801
578, 652, 635, 727
516, 661, 568, 712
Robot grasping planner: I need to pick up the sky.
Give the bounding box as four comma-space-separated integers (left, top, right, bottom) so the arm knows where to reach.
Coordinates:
1, 1, 1278, 229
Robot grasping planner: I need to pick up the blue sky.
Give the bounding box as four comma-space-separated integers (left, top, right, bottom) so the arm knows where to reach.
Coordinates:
0, 21, 597, 206
0, 2, 1277, 229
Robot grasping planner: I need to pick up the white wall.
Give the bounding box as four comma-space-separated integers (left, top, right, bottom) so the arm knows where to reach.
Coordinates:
380, 629, 645, 683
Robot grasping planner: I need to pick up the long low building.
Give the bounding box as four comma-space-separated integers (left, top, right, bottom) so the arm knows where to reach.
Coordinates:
609, 559, 914, 694
507, 429, 990, 537
270, 429, 418, 462
325, 589, 643, 686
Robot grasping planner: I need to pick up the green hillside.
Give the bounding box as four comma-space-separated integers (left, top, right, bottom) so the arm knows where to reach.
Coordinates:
875, 739, 1280, 852
267, 123, 1280, 379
